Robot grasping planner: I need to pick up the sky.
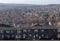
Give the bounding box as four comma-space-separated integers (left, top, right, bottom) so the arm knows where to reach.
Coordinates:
0, 0, 60, 5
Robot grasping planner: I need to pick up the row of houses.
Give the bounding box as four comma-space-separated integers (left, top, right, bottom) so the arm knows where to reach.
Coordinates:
0, 29, 59, 40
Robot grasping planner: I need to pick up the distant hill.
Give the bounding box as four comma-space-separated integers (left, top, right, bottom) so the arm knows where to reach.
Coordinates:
0, 3, 40, 10
0, 3, 60, 10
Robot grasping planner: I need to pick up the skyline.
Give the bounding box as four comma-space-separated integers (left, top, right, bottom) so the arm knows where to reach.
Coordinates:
0, 0, 60, 5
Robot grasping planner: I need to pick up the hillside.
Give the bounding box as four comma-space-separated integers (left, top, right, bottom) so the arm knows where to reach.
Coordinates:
0, 3, 60, 28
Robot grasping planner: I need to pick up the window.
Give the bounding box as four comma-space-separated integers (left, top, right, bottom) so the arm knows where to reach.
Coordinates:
5, 35, 10, 39
15, 35, 21, 39
35, 34, 38, 37
23, 29, 27, 32
10, 30, 14, 33
41, 34, 44, 37
5, 30, 10, 33
40, 30, 44, 32
17, 30, 21, 33
0, 35, 4, 39
33, 35, 35, 38
34, 29, 38, 32
29, 34, 32, 37
22, 34, 26, 39
58, 30, 60, 32
28, 29, 31, 32
0, 30, 4, 33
